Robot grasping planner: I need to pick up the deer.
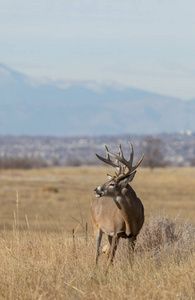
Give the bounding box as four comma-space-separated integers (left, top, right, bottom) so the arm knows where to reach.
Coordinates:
91, 141, 144, 266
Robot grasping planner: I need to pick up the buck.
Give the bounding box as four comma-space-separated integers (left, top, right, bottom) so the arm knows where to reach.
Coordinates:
91, 141, 144, 266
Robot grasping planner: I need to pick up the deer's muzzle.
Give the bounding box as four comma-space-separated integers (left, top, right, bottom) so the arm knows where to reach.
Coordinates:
94, 188, 103, 198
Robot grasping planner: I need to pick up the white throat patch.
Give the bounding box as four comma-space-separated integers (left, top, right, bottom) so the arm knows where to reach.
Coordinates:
114, 196, 122, 203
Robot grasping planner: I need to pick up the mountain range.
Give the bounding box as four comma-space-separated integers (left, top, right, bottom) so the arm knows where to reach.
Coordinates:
0, 63, 194, 136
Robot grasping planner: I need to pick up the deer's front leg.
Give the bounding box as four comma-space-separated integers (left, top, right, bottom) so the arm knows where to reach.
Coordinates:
95, 228, 103, 264
107, 234, 118, 267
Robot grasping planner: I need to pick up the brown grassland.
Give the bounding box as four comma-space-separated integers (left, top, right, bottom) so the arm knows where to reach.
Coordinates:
0, 166, 194, 299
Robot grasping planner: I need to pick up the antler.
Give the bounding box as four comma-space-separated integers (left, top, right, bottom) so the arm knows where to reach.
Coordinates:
96, 142, 144, 181
96, 146, 119, 169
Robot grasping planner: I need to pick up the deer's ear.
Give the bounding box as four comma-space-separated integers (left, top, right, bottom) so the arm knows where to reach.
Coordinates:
121, 171, 137, 184
107, 174, 113, 180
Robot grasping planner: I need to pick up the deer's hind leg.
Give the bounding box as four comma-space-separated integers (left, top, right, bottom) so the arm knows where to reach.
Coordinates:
128, 235, 137, 252
102, 235, 112, 258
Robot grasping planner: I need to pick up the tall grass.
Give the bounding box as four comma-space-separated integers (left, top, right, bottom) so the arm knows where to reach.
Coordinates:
0, 201, 194, 299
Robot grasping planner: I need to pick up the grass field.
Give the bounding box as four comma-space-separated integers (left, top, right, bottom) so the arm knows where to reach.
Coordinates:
0, 166, 194, 299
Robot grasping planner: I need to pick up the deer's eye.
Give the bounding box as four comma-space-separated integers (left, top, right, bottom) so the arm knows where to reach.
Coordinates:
109, 183, 115, 187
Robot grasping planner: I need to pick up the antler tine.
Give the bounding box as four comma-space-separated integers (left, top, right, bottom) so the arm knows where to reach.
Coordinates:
115, 163, 124, 177
106, 146, 129, 169
128, 141, 134, 165
118, 144, 124, 159
95, 145, 119, 169
127, 141, 144, 172
131, 153, 144, 171
105, 145, 120, 168
117, 144, 127, 175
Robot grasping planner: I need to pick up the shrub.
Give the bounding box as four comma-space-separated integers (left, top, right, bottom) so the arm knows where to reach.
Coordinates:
136, 214, 195, 261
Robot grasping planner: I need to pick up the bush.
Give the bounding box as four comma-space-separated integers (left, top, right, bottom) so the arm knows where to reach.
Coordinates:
136, 214, 195, 261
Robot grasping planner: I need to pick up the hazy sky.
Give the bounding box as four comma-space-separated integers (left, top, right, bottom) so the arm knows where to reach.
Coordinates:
1, 0, 195, 99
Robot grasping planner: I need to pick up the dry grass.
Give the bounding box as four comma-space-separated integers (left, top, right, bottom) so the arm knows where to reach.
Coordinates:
0, 166, 194, 299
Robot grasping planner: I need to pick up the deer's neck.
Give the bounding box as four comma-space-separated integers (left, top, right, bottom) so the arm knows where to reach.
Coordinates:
114, 185, 137, 236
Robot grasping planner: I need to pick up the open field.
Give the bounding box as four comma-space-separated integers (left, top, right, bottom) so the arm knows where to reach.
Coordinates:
0, 166, 194, 232
0, 166, 194, 299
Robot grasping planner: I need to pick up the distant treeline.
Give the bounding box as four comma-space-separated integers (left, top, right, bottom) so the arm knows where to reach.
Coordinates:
0, 157, 97, 169
0, 153, 195, 170
0, 157, 48, 169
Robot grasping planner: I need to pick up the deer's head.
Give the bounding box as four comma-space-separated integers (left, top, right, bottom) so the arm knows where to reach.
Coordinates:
94, 142, 144, 198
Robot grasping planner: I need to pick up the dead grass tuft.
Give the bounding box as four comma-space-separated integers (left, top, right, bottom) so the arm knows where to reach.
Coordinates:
41, 185, 59, 193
